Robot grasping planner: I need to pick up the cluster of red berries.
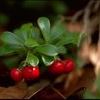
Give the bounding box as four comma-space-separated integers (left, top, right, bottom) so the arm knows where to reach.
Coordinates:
49, 59, 75, 75
10, 66, 40, 82
10, 59, 75, 82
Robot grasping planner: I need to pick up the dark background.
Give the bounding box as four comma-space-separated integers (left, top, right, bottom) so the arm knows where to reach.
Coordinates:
0, 0, 89, 30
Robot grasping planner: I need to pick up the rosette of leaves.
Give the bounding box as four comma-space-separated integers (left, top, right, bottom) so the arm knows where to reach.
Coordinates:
0, 17, 80, 69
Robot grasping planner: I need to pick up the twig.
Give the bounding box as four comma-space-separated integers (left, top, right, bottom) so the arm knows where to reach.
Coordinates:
94, 0, 100, 12
78, 0, 100, 47
98, 15, 100, 43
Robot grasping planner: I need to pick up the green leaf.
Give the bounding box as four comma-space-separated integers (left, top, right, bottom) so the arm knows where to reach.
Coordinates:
14, 29, 27, 42
0, 45, 15, 56
14, 23, 33, 42
26, 52, 39, 66
57, 46, 66, 54
25, 38, 39, 48
56, 32, 80, 46
0, 32, 24, 46
35, 44, 58, 56
20, 23, 36, 39
0, 44, 25, 56
42, 55, 54, 66
30, 27, 43, 43
37, 17, 50, 42
51, 20, 66, 41
14, 23, 42, 43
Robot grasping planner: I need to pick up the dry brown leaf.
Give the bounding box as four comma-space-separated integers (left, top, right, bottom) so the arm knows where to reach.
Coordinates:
0, 81, 28, 99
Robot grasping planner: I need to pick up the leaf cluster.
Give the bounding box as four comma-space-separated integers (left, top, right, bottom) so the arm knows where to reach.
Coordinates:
0, 17, 80, 68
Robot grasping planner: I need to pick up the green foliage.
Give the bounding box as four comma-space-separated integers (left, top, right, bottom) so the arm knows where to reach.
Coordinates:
1, 32, 24, 46
25, 38, 39, 48
0, 45, 16, 56
56, 32, 80, 46
0, 17, 80, 68
26, 51, 39, 66
35, 44, 58, 56
50, 20, 66, 41
37, 17, 50, 42
42, 55, 54, 66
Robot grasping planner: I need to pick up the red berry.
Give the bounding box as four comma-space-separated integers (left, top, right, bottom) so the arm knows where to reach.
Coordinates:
10, 68, 22, 82
22, 66, 40, 80
64, 59, 75, 73
49, 60, 65, 75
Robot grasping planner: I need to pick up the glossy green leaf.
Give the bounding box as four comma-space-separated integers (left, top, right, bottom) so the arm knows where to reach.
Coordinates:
30, 26, 43, 43
14, 23, 42, 43
51, 20, 66, 41
20, 23, 35, 39
14, 29, 28, 42
56, 32, 80, 46
25, 38, 39, 48
0, 44, 25, 56
37, 17, 50, 41
14, 23, 33, 41
0, 45, 16, 56
42, 55, 54, 66
35, 44, 58, 56
26, 52, 39, 66
0, 32, 24, 46
57, 46, 66, 54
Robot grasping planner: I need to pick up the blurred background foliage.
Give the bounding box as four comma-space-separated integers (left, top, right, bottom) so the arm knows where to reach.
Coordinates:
0, 0, 88, 31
